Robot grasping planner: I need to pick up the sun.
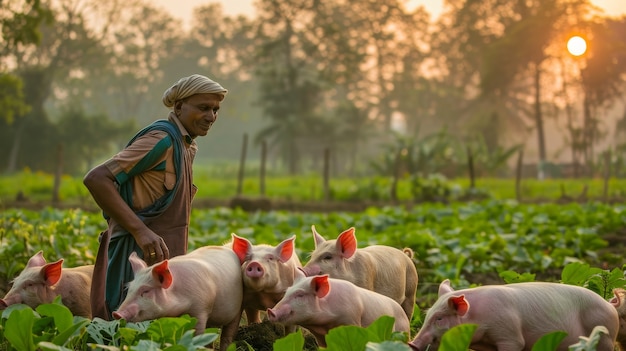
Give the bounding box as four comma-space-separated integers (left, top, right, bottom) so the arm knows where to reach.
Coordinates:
567, 36, 587, 56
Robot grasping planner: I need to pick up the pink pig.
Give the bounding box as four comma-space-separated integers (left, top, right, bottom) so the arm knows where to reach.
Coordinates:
409, 279, 619, 351
300, 225, 418, 320
230, 233, 302, 325
112, 246, 243, 351
0, 251, 93, 318
267, 271, 410, 347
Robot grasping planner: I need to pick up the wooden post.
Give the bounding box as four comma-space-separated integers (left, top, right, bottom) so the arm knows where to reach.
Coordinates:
515, 149, 524, 202
236, 133, 248, 197
466, 144, 475, 189
260, 140, 267, 196
52, 143, 63, 203
603, 149, 611, 202
323, 147, 330, 201
390, 148, 401, 203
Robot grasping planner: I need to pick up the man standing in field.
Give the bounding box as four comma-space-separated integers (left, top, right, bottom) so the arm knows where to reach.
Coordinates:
83, 74, 228, 319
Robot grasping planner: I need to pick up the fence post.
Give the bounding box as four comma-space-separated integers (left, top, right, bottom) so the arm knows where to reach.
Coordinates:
466, 144, 475, 189
52, 143, 63, 204
260, 139, 267, 197
236, 133, 248, 197
515, 149, 524, 202
323, 147, 330, 201
603, 149, 611, 202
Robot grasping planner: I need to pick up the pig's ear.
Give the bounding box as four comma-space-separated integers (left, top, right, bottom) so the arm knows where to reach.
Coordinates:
438, 279, 455, 296
610, 289, 624, 307
231, 233, 251, 264
27, 251, 47, 268
294, 267, 307, 281
276, 236, 295, 262
129, 252, 147, 273
336, 227, 357, 259
312, 275, 331, 298
312, 225, 326, 248
42, 259, 64, 286
448, 295, 469, 316
152, 260, 173, 289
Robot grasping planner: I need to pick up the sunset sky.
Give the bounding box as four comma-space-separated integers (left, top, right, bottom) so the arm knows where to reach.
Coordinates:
153, 0, 626, 23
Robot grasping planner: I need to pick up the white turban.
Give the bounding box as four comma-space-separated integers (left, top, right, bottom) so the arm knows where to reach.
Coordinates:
162, 74, 228, 108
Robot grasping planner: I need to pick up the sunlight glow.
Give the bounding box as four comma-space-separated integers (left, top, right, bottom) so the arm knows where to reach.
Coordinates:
567, 36, 587, 56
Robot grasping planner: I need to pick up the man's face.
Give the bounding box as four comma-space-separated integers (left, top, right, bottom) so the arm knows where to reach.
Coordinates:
176, 93, 223, 138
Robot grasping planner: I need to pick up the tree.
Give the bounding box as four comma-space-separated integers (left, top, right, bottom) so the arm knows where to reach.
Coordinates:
2, 0, 129, 173
0, 0, 52, 126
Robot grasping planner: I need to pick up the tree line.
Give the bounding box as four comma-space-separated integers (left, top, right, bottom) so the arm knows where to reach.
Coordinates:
1, 0, 625, 178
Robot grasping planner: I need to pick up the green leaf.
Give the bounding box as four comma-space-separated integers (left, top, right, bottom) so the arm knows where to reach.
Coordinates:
326, 325, 371, 351
439, 324, 477, 351
365, 340, 412, 351
273, 329, 305, 351
37, 341, 74, 351
51, 318, 90, 346
499, 270, 536, 284
36, 302, 74, 332
365, 316, 395, 342
192, 331, 218, 347
531, 331, 568, 351
561, 262, 601, 286
5, 307, 37, 351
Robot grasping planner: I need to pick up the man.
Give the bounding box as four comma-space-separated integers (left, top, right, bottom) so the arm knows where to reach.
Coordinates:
84, 74, 227, 319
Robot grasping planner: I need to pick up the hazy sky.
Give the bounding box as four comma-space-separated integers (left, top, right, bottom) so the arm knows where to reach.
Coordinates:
153, 0, 626, 23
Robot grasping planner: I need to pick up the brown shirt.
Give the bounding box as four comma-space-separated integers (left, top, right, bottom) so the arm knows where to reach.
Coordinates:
103, 112, 197, 254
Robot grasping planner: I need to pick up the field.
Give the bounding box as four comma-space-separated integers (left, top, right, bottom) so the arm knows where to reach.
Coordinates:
1, 170, 626, 350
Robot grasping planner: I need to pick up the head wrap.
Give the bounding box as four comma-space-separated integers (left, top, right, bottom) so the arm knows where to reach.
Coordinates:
162, 74, 228, 109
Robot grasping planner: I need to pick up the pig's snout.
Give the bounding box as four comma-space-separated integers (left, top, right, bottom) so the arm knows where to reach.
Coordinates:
112, 307, 137, 321
0, 299, 7, 308
245, 262, 265, 278
267, 308, 276, 320
300, 265, 320, 277
408, 339, 433, 351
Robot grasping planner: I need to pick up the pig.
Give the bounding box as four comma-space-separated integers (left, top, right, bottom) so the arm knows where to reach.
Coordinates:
267, 270, 410, 347
300, 225, 418, 320
409, 279, 619, 351
609, 288, 626, 350
112, 246, 243, 351
0, 250, 93, 318
229, 233, 302, 325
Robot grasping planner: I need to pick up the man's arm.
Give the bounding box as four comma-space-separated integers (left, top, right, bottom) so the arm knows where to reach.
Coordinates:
83, 164, 169, 264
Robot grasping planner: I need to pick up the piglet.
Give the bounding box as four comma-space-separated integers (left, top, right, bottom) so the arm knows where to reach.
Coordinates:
300, 225, 418, 320
0, 251, 93, 318
230, 233, 302, 325
609, 288, 626, 350
112, 246, 243, 351
409, 279, 619, 351
267, 270, 410, 347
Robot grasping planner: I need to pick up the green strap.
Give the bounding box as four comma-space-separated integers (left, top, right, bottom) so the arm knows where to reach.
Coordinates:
104, 119, 183, 219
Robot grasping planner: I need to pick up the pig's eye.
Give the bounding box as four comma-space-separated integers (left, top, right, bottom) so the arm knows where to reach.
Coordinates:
140, 289, 151, 298
322, 254, 332, 260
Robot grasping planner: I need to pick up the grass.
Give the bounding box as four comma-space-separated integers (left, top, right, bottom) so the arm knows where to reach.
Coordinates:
1, 168, 625, 207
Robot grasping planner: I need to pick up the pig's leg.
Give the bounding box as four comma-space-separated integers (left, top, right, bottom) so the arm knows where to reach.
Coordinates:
245, 307, 261, 324
595, 336, 617, 351
219, 317, 241, 351
401, 298, 414, 320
